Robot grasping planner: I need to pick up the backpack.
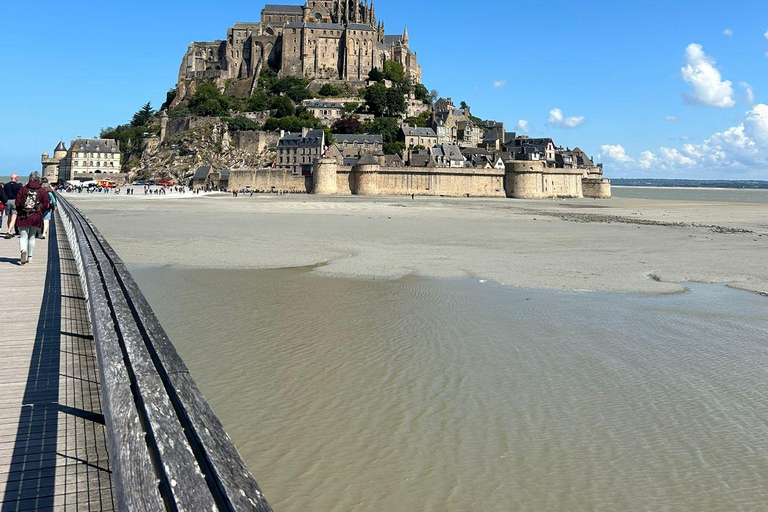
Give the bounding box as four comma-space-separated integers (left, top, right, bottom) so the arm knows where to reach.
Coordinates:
20, 189, 41, 216
48, 192, 57, 210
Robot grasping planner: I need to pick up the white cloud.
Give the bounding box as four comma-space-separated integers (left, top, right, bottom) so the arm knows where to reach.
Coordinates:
740, 82, 755, 105
548, 108, 587, 129
681, 43, 735, 108
680, 135, 692, 141
723, 29, 733, 36
493, 79, 507, 89
599, 144, 633, 163
601, 104, 768, 177
665, 116, 682, 122
765, 30, 768, 41
516, 120, 530, 133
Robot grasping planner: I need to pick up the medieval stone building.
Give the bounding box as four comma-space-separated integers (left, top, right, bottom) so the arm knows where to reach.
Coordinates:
175, 1, 421, 103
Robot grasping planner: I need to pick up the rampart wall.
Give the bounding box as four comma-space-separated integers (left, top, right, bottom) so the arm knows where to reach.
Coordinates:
228, 169, 311, 193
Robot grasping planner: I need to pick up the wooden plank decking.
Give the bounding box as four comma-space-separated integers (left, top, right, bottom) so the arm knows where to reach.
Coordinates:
0, 216, 115, 511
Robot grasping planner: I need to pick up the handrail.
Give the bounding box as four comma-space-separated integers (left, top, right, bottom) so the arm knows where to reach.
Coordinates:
56, 193, 273, 512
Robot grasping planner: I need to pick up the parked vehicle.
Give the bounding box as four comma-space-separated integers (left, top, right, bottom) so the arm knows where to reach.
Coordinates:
158, 180, 174, 187
97, 180, 117, 188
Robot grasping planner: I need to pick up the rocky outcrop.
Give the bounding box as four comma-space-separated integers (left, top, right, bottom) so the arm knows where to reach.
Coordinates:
127, 121, 276, 183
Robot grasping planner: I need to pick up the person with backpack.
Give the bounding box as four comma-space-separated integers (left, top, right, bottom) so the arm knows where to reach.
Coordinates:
15, 172, 50, 265
40, 179, 56, 240
4, 173, 22, 239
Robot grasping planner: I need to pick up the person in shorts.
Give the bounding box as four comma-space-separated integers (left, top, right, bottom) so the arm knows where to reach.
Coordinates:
4, 174, 22, 238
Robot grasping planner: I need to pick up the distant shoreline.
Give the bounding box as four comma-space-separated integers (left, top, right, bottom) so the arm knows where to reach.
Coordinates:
612, 179, 768, 190
613, 185, 768, 192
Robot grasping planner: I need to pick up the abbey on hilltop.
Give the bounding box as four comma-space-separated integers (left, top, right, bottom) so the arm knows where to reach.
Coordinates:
175, 1, 421, 102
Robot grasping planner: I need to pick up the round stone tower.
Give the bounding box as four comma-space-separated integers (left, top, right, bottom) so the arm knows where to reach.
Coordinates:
313, 156, 338, 195
53, 141, 67, 161
506, 161, 545, 199
352, 153, 381, 195
160, 110, 169, 143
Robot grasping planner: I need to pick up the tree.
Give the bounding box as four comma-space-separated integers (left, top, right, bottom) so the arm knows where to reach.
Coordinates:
383, 61, 406, 84
225, 116, 260, 131
428, 89, 439, 104
368, 67, 385, 82
383, 141, 406, 155
318, 83, 341, 97
364, 117, 400, 144
160, 90, 177, 112
264, 118, 280, 131
364, 83, 389, 117
385, 88, 407, 117
189, 82, 230, 117
414, 84, 429, 103
131, 102, 155, 127
460, 101, 470, 110
247, 90, 271, 112
332, 117, 362, 134
271, 96, 295, 118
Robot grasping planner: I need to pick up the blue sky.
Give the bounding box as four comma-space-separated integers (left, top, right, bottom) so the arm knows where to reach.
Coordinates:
1, 0, 767, 179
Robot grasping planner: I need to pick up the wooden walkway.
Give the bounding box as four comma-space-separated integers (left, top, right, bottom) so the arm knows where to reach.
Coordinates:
0, 216, 115, 511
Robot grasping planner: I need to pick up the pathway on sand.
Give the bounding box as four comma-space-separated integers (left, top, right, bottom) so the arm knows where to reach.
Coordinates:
0, 216, 115, 511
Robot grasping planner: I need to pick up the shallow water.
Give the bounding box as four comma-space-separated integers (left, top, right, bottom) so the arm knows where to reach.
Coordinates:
130, 265, 768, 512
613, 186, 768, 204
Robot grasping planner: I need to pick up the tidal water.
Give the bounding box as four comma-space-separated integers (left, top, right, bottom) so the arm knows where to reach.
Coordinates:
130, 266, 768, 512
612, 186, 768, 204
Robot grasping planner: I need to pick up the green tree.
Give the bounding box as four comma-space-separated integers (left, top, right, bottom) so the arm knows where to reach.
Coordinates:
332, 117, 362, 134
368, 67, 385, 82
131, 102, 155, 127
385, 88, 407, 117
264, 118, 280, 131
364, 117, 400, 143
258, 68, 279, 91
271, 96, 295, 118
160, 90, 177, 112
247, 90, 271, 112
460, 101, 470, 110
189, 82, 230, 117
364, 83, 388, 117
318, 83, 341, 97
383, 61, 406, 84
414, 84, 429, 103
224, 116, 261, 131
383, 141, 406, 155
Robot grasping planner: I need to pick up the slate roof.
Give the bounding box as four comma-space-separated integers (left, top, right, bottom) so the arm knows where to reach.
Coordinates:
401, 126, 437, 137
384, 35, 404, 45
70, 138, 120, 153
409, 152, 431, 167
285, 22, 345, 30
55, 141, 67, 152
233, 22, 261, 29
335, 134, 383, 145
347, 23, 375, 32
356, 153, 380, 165
194, 165, 213, 180
262, 5, 304, 13
277, 130, 325, 148
305, 100, 344, 108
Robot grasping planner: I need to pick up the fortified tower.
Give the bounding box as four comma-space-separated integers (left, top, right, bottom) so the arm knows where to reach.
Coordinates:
313, 156, 339, 195
41, 141, 68, 182
352, 153, 381, 195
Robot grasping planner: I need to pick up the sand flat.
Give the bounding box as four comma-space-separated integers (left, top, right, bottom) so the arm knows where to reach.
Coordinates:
66, 191, 768, 295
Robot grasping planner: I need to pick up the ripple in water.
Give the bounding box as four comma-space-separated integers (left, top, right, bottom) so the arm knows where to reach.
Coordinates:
130, 266, 768, 512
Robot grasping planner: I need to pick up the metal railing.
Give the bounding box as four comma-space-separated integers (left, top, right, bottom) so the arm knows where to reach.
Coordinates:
57, 194, 273, 512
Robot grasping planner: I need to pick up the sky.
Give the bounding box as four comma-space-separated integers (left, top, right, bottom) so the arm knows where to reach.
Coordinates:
1, 0, 767, 179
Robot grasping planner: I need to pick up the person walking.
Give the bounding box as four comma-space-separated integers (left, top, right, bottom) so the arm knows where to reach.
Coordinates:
4, 173, 22, 239
15, 172, 50, 265
0, 183, 6, 233
40, 179, 56, 240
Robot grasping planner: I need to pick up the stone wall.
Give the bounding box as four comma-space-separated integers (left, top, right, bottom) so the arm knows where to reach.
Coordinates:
233, 131, 280, 154
582, 178, 612, 199
166, 117, 221, 138
505, 161, 585, 199
228, 169, 312, 193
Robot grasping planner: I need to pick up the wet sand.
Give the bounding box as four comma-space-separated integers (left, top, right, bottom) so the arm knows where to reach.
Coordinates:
66, 190, 768, 295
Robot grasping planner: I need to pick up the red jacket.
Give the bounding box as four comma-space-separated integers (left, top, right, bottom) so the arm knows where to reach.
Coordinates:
15, 181, 50, 229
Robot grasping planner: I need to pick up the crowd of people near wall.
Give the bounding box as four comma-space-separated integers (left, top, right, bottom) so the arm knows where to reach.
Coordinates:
1, 172, 56, 265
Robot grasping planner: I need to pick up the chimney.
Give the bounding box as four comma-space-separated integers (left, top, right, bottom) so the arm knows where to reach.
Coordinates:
302, 127, 310, 137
